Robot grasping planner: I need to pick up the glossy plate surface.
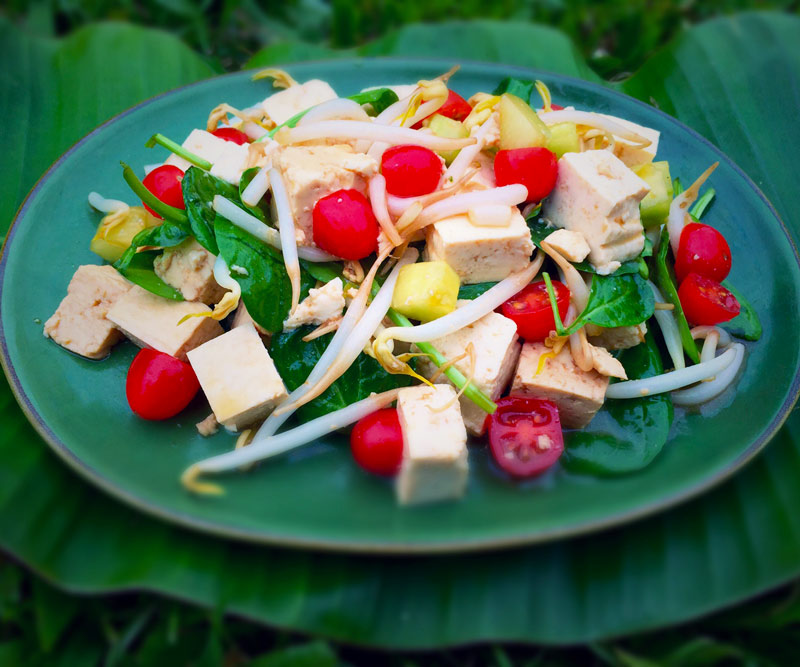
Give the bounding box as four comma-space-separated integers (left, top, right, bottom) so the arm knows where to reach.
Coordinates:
2, 60, 799, 553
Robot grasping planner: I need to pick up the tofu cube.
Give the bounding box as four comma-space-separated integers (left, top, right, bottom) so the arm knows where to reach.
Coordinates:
424, 208, 534, 284
44, 265, 132, 359
543, 228, 591, 263
164, 129, 228, 172
209, 140, 250, 185
275, 145, 378, 245
153, 239, 227, 305
395, 385, 469, 506
261, 80, 338, 126
187, 324, 288, 431
232, 302, 270, 339
283, 277, 345, 330
512, 342, 609, 428
107, 286, 223, 360
543, 150, 650, 275
588, 322, 647, 351
415, 310, 520, 436
597, 113, 661, 166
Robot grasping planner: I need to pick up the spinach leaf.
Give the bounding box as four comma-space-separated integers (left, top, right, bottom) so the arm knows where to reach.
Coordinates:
566, 273, 654, 334
722, 281, 762, 341
238, 167, 267, 222
458, 282, 498, 300
653, 227, 700, 363
492, 77, 535, 104
300, 261, 344, 285
113, 250, 184, 301
270, 325, 414, 423
214, 214, 313, 332
182, 166, 243, 255
562, 332, 674, 475
347, 88, 399, 115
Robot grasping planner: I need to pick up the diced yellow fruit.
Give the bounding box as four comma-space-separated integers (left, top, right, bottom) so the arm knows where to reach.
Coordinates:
498, 93, 551, 151
392, 261, 460, 322
428, 114, 469, 165
634, 161, 673, 227
90, 206, 160, 262
545, 122, 579, 158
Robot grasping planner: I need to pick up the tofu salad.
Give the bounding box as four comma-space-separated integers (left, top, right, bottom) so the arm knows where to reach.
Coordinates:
44, 68, 760, 504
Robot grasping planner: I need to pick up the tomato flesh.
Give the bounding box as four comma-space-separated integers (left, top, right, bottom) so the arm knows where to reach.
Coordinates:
142, 165, 185, 218
486, 397, 564, 478
350, 408, 404, 476
312, 188, 379, 260
126, 349, 200, 420
678, 273, 740, 325
381, 145, 443, 197
211, 127, 250, 145
675, 222, 732, 283
494, 147, 559, 202
414, 90, 472, 128
500, 280, 570, 341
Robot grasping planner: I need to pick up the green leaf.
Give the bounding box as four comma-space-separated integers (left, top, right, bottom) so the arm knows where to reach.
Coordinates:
181, 167, 241, 255
249, 640, 338, 667
458, 282, 497, 300
114, 250, 185, 301
238, 167, 267, 221
347, 87, 399, 115
32, 578, 80, 653
563, 332, 674, 475
300, 261, 345, 285
567, 273, 654, 334
722, 281, 762, 341
492, 77, 535, 103
269, 325, 414, 422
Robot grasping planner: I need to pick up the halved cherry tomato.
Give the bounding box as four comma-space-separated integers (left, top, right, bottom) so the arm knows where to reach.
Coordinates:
550, 103, 564, 110
494, 147, 558, 202
381, 145, 443, 197
675, 222, 732, 283
211, 127, 250, 145
678, 273, 740, 325
142, 165, 185, 218
350, 408, 404, 476
413, 90, 473, 128
500, 280, 570, 341
486, 397, 564, 478
126, 349, 199, 420
312, 188, 379, 260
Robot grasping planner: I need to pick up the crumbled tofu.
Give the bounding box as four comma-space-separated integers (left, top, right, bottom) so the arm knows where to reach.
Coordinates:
164, 129, 228, 172
543, 229, 591, 263
196, 413, 219, 437
590, 345, 628, 379
187, 324, 288, 431
153, 239, 227, 305
512, 342, 609, 428
598, 113, 661, 167
424, 208, 534, 284
274, 145, 378, 245
44, 265, 132, 359
395, 385, 469, 506
107, 286, 223, 360
543, 150, 650, 275
415, 310, 520, 436
283, 278, 345, 330
232, 302, 271, 339
261, 80, 338, 126
209, 140, 250, 185
588, 322, 647, 351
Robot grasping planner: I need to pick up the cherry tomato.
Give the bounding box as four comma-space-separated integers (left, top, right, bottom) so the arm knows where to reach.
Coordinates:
678, 273, 740, 325
486, 397, 564, 478
142, 165, 185, 218
126, 349, 200, 420
381, 145, 443, 197
550, 103, 564, 110
211, 127, 250, 145
675, 222, 732, 283
312, 188, 379, 260
414, 90, 473, 128
494, 147, 558, 202
500, 280, 570, 341
350, 408, 404, 476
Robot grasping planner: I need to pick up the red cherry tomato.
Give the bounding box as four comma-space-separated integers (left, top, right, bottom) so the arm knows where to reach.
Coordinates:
678, 273, 740, 325
413, 90, 473, 128
350, 408, 404, 476
381, 145, 443, 197
211, 127, 250, 145
675, 222, 732, 283
500, 280, 570, 341
126, 349, 200, 420
142, 165, 185, 218
486, 397, 564, 478
550, 103, 564, 110
494, 147, 558, 202
312, 188, 379, 260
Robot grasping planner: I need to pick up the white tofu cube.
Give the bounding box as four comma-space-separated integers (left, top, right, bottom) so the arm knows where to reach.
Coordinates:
107, 286, 223, 360
187, 324, 288, 431
424, 208, 534, 284
283, 278, 345, 330
395, 385, 469, 506
275, 145, 378, 245
261, 80, 338, 126
543, 228, 591, 263
153, 239, 227, 305
588, 322, 647, 351
164, 129, 228, 172
209, 141, 250, 185
44, 265, 132, 359
512, 342, 609, 428
461, 150, 497, 192
415, 310, 520, 436
543, 150, 650, 275
597, 113, 661, 166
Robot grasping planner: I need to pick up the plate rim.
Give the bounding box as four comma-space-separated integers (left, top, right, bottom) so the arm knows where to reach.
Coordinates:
2, 56, 799, 554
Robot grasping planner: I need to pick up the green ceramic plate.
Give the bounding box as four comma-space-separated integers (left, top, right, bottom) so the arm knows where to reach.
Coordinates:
1, 60, 798, 553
